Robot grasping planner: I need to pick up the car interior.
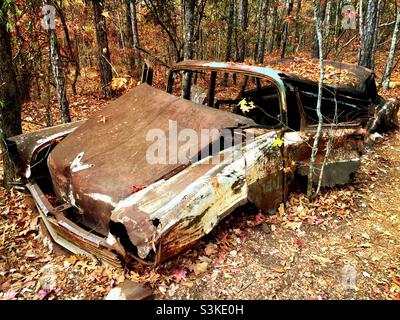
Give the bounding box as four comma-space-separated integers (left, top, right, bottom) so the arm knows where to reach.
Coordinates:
167, 69, 285, 129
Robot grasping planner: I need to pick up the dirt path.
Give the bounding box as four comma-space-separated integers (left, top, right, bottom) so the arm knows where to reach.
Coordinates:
1, 129, 399, 300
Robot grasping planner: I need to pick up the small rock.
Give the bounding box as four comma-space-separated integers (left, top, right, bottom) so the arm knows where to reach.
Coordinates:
38, 263, 58, 292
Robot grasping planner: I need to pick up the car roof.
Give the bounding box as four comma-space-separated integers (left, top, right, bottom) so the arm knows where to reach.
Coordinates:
171, 59, 376, 97
171, 60, 286, 90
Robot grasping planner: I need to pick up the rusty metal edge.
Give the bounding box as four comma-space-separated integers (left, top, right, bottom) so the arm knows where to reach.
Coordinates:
26, 182, 122, 268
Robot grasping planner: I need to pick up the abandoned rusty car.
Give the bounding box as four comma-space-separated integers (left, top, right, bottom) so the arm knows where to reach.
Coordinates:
7, 59, 399, 266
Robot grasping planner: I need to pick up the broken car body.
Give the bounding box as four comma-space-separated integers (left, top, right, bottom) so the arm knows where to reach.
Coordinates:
7, 59, 399, 266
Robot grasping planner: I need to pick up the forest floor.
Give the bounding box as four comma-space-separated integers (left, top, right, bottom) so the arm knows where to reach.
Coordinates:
0, 60, 400, 300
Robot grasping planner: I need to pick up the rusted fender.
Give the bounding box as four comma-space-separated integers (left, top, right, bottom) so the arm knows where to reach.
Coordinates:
367, 98, 399, 132
283, 128, 365, 187
6, 121, 85, 178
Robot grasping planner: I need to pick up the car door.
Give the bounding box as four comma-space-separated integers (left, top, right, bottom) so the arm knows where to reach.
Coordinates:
283, 85, 366, 192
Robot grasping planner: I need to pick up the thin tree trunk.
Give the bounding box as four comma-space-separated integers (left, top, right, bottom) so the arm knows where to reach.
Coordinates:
358, 0, 379, 69
275, 5, 284, 50
91, 0, 113, 97
281, 0, 294, 58
294, 0, 302, 49
45, 32, 53, 127
129, 0, 141, 67
307, 0, 325, 199
311, 0, 327, 58
0, 9, 22, 188
48, 28, 71, 123
125, 0, 136, 71
358, 0, 365, 62
268, 4, 278, 53
382, 5, 400, 89
182, 0, 195, 100
144, 0, 182, 61
237, 0, 248, 62
253, 0, 262, 62
55, 2, 80, 96
256, 0, 269, 64
370, 0, 383, 71
43, 0, 71, 123
223, 0, 235, 86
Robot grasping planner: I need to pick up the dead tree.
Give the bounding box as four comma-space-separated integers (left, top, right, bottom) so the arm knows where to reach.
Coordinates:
182, 0, 195, 100
307, 0, 325, 199
256, 0, 269, 64
91, 0, 113, 97
0, 3, 22, 188
358, 0, 379, 70
382, 4, 400, 89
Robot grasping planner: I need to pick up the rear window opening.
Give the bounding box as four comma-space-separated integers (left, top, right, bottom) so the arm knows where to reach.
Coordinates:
167, 69, 284, 129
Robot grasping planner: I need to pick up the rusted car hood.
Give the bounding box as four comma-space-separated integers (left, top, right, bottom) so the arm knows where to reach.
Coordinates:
48, 84, 256, 235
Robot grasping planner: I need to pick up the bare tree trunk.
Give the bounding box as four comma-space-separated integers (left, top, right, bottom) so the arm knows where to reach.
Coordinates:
237, 0, 248, 62
370, 0, 383, 70
129, 0, 141, 67
48, 27, 71, 123
0, 8, 22, 188
45, 32, 53, 127
294, 0, 302, 50
280, 0, 294, 58
358, 0, 365, 62
268, 4, 278, 53
54, 1, 80, 96
223, 0, 235, 86
253, 0, 262, 62
311, 0, 327, 58
358, 0, 379, 69
256, 0, 269, 64
307, 0, 325, 199
125, 0, 136, 71
91, 0, 113, 97
382, 5, 400, 89
182, 0, 195, 100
